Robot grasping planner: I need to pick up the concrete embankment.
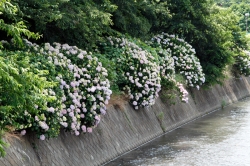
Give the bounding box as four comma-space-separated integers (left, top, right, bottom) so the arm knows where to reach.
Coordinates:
1, 77, 250, 166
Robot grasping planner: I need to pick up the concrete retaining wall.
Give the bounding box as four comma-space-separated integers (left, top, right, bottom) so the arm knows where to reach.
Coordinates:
1, 77, 250, 166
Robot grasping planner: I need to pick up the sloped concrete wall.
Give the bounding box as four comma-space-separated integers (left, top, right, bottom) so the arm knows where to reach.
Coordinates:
1, 76, 250, 166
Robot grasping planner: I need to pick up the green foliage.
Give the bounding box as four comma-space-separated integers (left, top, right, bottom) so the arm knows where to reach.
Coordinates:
110, 0, 152, 38
15, 0, 117, 49
0, 130, 9, 157
230, 2, 250, 33
159, 0, 244, 85
0, 0, 40, 48
147, 1, 172, 34
0, 48, 61, 136
215, 0, 249, 7
0, 0, 17, 15
94, 53, 121, 95
0, 20, 40, 47
110, 0, 171, 39
157, 111, 164, 121
221, 99, 226, 109
215, 0, 233, 7
246, 33, 250, 49
208, 6, 250, 78
13, 0, 67, 31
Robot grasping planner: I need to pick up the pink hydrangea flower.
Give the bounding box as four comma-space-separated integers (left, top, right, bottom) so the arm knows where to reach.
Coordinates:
100, 108, 106, 115
40, 135, 45, 141
61, 109, 67, 114
70, 105, 75, 110
47, 107, 55, 113
77, 53, 84, 59
20, 130, 26, 136
35, 116, 39, 121
69, 112, 74, 117
81, 125, 86, 132
68, 64, 74, 70
87, 127, 92, 133
70, 82, 76, 87
75, 130, 80, 136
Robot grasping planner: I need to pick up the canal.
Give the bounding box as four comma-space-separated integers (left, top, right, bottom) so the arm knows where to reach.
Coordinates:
104, 97, 250, 166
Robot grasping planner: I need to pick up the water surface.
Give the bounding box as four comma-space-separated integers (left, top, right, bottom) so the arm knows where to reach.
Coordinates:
105, 98, 250, 166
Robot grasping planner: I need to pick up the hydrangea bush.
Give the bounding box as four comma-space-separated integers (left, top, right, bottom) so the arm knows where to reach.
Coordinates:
101, 36, 161, 109
235, 51, 250, 76
145, 36, 183, 102
150, 33, 205, 90
152, 47, 189, 103
23, 40, 112, 138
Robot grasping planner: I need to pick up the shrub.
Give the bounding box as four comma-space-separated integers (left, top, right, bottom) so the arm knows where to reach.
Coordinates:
149, 33, 206, 90
0, 0, 40, 48
234, 50, 250, 76
24, 40, 112, 136
150, 45, 190, 103
0, 48, 61, 140
100, 36, 161, 109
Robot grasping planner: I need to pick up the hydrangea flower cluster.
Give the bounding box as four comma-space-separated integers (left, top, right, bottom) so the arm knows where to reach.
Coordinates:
151, 48, 189, 103
235, 51, 250, 76
150, 33, 205, 89
176, 82, 189, 103
24, 40, 112, 138
105, 37, 161, 109
156, 48, 175, 81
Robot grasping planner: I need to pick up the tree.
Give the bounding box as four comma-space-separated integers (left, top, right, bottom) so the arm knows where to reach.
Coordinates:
230, 2, 250, 32
0, 0, 40, 48
13, 0, 117, 49
153, 0, 246, 85
109, 0, 171, 40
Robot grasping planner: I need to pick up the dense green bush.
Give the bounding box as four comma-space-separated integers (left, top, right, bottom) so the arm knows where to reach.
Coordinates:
0, 48, 61, 139
0, 0, 43, 156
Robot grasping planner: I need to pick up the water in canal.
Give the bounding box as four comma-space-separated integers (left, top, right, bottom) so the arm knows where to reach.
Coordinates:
104, 97, 250, 166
